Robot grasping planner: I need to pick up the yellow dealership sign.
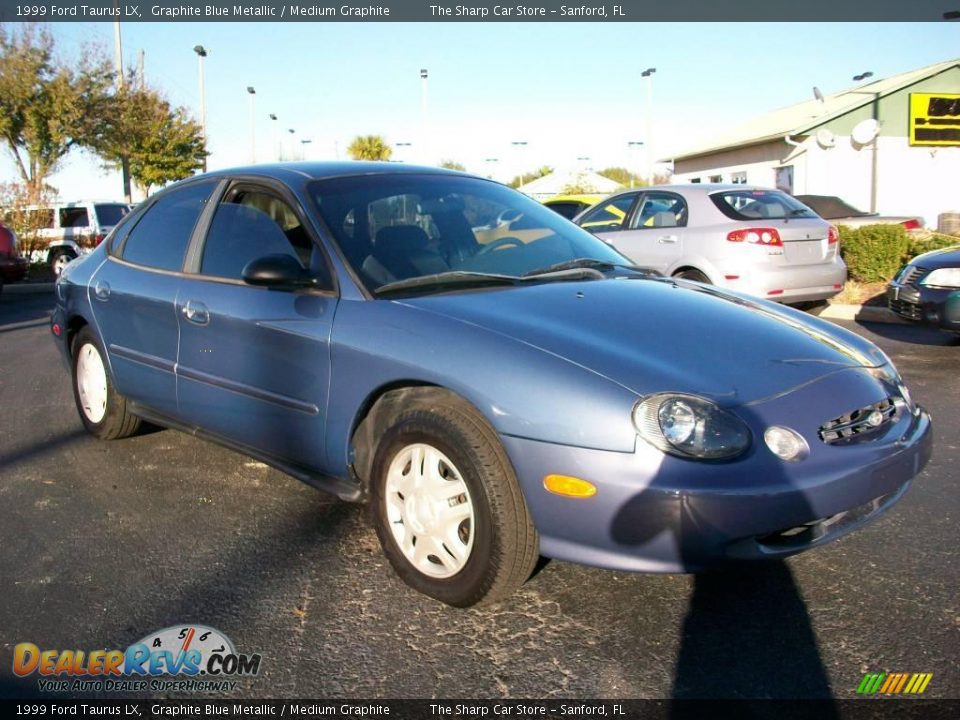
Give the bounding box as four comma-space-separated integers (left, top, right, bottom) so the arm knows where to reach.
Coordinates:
909, 93, 960, 146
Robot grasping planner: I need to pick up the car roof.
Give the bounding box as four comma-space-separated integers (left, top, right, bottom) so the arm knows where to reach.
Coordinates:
200, 161, 467, 183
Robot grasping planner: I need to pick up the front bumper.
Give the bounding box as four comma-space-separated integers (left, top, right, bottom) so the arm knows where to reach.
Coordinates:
888, 281, 960, 333
503, 370, 932, 573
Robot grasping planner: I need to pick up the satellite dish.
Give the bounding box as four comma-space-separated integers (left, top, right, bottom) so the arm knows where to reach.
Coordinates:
851, 118, 880, 145
816, 128, 836, 148
813, 86, 824, 103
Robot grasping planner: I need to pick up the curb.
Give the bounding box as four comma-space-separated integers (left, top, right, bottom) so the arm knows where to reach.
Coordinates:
818, 303, 909, 325
3, 282, 55, 295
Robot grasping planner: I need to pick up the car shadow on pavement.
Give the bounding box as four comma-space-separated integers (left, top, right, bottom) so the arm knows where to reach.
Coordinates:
611, 405, 841, 709
854, 320, 958, 347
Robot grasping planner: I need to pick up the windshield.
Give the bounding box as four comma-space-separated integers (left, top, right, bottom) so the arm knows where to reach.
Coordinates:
309, 174, 630, 294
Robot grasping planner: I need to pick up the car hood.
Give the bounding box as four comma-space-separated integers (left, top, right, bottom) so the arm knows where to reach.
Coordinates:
398, 277, 889, 406
912, 245, 960, 268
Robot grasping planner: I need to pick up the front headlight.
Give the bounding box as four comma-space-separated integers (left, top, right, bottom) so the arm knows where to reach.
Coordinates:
921, 267, 960, 289
632, 393, 751, 460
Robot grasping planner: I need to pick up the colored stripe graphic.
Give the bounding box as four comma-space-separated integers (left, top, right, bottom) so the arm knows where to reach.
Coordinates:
858, 672, 932, 695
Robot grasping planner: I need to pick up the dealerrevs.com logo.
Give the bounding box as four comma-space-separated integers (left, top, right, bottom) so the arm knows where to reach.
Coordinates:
13, 625, 262, 693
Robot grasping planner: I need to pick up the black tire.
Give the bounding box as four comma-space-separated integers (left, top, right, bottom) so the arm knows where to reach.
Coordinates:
674, 268, 710, 283
370, 395, 539, 607
71, 327, 141, 440
50, 249, 76, 279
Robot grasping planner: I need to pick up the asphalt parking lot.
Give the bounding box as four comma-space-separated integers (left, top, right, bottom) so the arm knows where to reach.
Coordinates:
1, 291, 957, 700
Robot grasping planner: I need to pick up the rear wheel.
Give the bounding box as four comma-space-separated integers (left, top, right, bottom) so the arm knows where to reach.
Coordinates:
673, 268, 710, 283
50, 249, 77, 278
370, 395, 539, 607
71, 327, 141, 440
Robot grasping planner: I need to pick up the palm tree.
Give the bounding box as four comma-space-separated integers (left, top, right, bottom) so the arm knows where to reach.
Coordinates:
347, 135, 392, 161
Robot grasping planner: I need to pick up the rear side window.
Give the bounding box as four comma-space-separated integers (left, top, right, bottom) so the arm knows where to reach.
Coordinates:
60, 207, 90, 228
122, 182, 215, 272
95, 203, 131, 227
710, 190, 816, 221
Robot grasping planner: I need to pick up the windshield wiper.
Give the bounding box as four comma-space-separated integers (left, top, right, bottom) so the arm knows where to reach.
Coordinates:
374, 271, 522, 296
523, 258, 656, 277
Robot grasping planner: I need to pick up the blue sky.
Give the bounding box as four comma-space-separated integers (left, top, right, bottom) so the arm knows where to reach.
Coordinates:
4, 21, 959, 199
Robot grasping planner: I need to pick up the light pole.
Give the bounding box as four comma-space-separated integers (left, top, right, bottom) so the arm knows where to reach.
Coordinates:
246, 86, 256, 164
511, 140, 527, 186
300, 139, 312, 161
420, 68, 429, 163
268, 113, 278, 161
484, 157, 498, 180
627, 140, 644, 187
396, 142, 413, 162
284, 129, 295, 161
112, 15, 131, 201
641, 67, 656, 184
193, 45, 208, 172
577, 156, 591, 173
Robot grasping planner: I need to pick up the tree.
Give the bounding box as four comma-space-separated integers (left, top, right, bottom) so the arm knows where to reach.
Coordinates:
597, 166, 645, 189
347, 135, 392, 161
91, 79, 206, 197
509, 165, 553, 188
0, 24, 113, 203
439, 159, 465, 171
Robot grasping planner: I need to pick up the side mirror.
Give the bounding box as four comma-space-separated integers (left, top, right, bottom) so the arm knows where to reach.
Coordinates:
241, 254, 315, 288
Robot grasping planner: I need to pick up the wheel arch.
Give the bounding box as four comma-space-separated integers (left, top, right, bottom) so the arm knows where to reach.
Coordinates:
349, 382, 488, 494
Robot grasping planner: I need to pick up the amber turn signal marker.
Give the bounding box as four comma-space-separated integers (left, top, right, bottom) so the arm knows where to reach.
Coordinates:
543, 474, 597, 498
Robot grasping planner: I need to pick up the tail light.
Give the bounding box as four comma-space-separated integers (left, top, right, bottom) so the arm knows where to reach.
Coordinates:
900, 219, 921, 231
94, 234, 105, 247
828, 226, 839, 245
0, 226, 14, 256
726, 227, 783, 246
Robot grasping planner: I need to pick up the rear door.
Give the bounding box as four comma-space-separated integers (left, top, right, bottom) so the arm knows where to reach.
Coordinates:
592, 191, 688, 273
89, 180, 218, 418
175, 181, 337, 471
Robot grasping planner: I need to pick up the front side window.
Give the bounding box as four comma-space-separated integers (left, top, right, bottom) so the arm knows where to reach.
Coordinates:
578, 194, 637, 232
121, 181, 215, 272
309, 174, 627, 293
200, 189, 319, 281
710, 189, 817, 221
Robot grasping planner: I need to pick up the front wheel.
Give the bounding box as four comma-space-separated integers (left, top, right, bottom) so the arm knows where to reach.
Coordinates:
370, 397, 539, 607
71, 327, 141, 440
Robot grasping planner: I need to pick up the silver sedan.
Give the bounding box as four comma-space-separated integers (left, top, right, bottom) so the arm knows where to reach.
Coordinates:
574, 184, 847, 303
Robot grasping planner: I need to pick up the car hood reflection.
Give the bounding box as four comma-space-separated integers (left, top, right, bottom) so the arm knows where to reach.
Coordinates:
399, 277, 888, 407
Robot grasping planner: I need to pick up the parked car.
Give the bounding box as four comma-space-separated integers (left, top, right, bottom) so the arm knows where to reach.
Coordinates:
52, 163, 931, 607
542, 194, 605, 220
2, 201, 132, 278
575, 184, 846, 304
794, 195, 924, 231
887, 244, 960, 334
0, 221, 29, 295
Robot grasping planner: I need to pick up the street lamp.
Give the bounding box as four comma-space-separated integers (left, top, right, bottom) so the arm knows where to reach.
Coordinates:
193, 45, 208, 172
484, 157, 498, 180
627, 140, 644, 187
852, 71, 874, 82
641, 67, 656, 184
396, 142, 413, 163
268, 113, 278, 161
420, 68, 429, 163
511, 140, 527, 185
300, 139, 312, 161
246, 86, 256, 163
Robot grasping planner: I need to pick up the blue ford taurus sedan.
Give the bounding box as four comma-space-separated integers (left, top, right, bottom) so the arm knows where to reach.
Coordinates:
52, 163, 932, 607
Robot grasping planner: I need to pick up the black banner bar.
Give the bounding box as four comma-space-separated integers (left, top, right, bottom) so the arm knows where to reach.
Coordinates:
0, 0, 957, 23
1, 699, 960, 719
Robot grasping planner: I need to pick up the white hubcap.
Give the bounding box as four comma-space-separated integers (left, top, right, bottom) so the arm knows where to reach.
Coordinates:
76, 343, 108, 424
384, 443, 475, 578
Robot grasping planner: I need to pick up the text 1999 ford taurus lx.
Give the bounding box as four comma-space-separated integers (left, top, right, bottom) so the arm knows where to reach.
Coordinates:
52, 163, 932, 606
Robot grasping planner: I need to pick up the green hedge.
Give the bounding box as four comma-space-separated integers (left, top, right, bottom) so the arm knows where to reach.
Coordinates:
906, 233, 960, 261
838, 224, 910, 283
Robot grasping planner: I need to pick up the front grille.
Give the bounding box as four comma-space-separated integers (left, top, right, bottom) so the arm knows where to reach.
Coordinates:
888, 298, 923, 320
899, 265, 927, 286
819, 397, 897, 444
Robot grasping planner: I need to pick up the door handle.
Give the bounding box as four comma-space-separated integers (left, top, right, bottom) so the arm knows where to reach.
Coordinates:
93, 280, 111, 301
658, 235, 679, 244
182, 301, 210, 326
